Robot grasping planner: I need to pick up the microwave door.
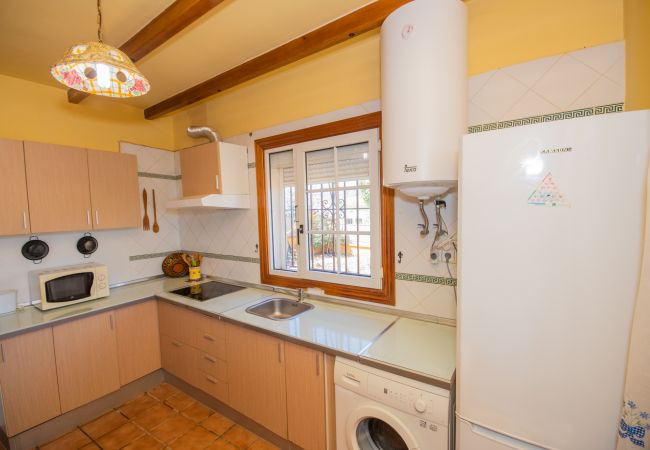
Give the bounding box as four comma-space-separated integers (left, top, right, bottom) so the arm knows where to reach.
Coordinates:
44, 272, 95, 302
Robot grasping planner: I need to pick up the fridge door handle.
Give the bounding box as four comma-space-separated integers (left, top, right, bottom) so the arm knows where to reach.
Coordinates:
458, 417, 546, 449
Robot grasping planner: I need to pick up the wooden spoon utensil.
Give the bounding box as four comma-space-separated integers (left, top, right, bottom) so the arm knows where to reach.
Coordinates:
152, 189, 159, 233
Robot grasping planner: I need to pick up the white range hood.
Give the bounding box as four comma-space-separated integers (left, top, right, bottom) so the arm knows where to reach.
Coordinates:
167, 194, 250, 209
168, 126, 250, 210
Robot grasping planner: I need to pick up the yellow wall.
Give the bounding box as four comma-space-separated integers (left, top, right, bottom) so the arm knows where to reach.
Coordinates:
172, 30, 381, 148
468, 0, 623, 75
624, 0, 650, 110
0, 74, 174, 152
172, 0, 624, 145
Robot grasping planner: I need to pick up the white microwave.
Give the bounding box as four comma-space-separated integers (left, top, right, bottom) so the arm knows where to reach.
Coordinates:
29, 263, 109, 310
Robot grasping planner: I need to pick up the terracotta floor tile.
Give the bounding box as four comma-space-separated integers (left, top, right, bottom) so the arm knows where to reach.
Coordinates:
222, 425, 259, 448
201, 412, 234, 436
40, 428, 91, 450
119, 394, 160, 418
147, 382, 181, 402
164, 391, 196, 412
168, 425, 218, 449
204, 438, 239, 450
81, 410, 128, 439
132, 403, 176, 431
248, 439, 280, 450
79, 444, 101, 450
182, 401, 213, 422
96, 422, 145, 450
122, 434, 164, 450
150, 414, 195, 443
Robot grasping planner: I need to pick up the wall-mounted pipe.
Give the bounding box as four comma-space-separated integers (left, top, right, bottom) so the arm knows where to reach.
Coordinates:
186, 126, 219, 143
418, 199, 429, 236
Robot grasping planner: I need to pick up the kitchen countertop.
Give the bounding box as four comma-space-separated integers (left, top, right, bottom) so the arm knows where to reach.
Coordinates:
0, 277, 455, 388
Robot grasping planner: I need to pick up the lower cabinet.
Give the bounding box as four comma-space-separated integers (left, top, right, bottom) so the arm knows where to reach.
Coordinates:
115, 300, 161, 386
53, 311, 121, 413
227, 324, 288, 438
286, 342, 327, 450
0, 327, 62, 436
160, 333, 197, 385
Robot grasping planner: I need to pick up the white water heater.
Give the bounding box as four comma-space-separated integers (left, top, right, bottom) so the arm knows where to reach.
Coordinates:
381, 0, 467, 199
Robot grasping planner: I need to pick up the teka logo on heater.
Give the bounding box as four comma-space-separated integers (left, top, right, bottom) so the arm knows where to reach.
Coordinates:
404, 164, 417, 173
541, 147, 573, 154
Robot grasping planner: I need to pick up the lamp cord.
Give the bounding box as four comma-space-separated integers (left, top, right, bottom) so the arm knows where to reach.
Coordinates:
97, 0, 103, 42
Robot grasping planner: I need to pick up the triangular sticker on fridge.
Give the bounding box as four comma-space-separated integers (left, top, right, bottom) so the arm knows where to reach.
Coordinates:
528, 172, 570, 207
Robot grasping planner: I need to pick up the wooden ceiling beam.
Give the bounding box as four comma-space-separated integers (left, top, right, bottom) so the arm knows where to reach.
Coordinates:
68, 0, 225, 104
144, 0, 411, 120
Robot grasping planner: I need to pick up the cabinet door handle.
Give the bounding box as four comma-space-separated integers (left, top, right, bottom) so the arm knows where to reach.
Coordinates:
203, 355, 217, 363
22, 212, 28, 230
0, 343, 5, 363
109, 315, 114, 330
95, 210, 100, 225
87, 210, 91, 225
172, 340, 182, 347
205, 374, 218, 384
202, 334, 215, 342
316, 354, 320, 376
277, 343, 283, 363
215, 175, 220, 191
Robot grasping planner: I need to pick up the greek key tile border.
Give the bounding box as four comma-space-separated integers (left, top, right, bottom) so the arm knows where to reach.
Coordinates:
182, 250, 260, 264
129, 251, 174, 261
468, 103, 624, 134
138, 172, 182, 180
395, 272, 457, 287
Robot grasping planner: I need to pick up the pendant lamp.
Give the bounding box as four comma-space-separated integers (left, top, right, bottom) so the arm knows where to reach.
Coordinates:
50, 0, 150, 98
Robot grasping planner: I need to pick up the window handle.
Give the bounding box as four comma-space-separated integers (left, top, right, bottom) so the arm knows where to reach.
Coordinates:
297, 224, 304, 246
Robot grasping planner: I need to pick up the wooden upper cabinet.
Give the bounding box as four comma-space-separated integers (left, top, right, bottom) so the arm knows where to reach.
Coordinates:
227, 324, 287, 438
0, 139, 30, 236
114, 300, 161, 386
24, 141, 92, 233
0, 327, 62, 437
53, 311, 120, 413
180, 141, 248, 196
87, 150, 140, 230
286, 342, 327, 450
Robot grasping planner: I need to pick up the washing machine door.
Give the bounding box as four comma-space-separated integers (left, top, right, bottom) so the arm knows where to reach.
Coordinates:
346, 405, 420, 450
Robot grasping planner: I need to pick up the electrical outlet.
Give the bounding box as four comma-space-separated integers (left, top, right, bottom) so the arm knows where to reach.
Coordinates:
442, 247, 456, 264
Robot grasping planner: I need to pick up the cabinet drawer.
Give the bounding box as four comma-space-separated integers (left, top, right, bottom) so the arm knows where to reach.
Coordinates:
196, 371, 229, 404
197, 351, 228, 381
195, 315, 226, 356
160, 334, 196, 385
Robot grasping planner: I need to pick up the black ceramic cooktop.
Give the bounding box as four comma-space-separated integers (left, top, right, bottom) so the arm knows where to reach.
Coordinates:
170, 281, 245, 301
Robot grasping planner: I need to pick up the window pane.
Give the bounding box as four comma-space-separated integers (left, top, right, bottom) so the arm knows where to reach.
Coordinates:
303, 141, 371, 278
269, 150, 297, 272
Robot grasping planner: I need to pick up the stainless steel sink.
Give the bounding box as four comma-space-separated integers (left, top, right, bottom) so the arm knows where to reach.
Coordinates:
246, 297, 314, 320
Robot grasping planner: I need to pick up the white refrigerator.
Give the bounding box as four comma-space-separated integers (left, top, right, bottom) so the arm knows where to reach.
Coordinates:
456, 110, 650, 450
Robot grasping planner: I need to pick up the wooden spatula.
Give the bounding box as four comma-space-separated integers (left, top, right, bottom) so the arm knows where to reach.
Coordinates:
142, 189, 150, 231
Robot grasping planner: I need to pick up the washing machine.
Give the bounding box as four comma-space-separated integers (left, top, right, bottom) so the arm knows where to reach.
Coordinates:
335, 358, 451, 450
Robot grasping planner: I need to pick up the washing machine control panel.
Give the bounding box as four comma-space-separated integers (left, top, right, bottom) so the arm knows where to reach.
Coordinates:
366, 373, 448, 426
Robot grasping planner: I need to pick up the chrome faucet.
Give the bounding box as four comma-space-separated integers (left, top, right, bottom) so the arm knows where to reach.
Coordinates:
297, 288, 305, 302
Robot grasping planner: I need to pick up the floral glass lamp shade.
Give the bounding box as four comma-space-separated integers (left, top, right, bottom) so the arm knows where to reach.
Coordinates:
51, 41, 150, 98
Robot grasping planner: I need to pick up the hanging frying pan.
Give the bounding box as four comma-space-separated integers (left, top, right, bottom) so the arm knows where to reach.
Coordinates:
76, 233, 98, 257
21, 236, 49, 264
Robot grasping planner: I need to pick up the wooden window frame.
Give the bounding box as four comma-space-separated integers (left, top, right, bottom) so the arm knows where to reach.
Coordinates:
255, 112, 395, 305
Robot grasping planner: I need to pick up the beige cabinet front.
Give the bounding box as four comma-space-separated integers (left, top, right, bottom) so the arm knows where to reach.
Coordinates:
24, 141, 93, 233
286, 342, 327, 450
115, 300, 161, 386
53, 311, 120, 413
227, 324, 288, 438
0, 139, 30, 236
87, 149, 140, 230
0, 327, 62, 436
